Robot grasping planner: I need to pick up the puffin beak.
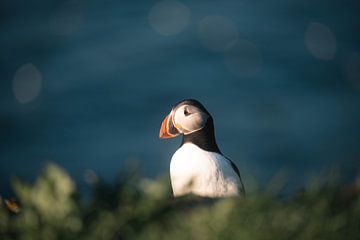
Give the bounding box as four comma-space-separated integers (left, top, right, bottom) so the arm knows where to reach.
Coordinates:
159, 113, 179, 138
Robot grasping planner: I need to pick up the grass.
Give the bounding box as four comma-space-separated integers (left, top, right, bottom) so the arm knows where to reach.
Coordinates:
0, 163, 359, 240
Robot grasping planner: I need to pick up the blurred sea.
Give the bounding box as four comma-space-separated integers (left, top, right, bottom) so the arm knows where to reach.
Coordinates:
1, 0, 360, 195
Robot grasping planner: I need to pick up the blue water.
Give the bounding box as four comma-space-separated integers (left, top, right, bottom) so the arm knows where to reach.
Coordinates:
1, 0, 360, 195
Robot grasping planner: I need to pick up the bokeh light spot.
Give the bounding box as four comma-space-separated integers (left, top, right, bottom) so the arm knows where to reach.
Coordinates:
148, 0, 191, 36
49, 0, 84, 36
12, 63, 42, 104
346, 52, 360, 89
224, 39, 263, 77
305, 22, 337, 60
197, 15, 239, 52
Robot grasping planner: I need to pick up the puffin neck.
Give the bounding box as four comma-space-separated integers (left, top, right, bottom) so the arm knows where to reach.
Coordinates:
180, 118, 221, 154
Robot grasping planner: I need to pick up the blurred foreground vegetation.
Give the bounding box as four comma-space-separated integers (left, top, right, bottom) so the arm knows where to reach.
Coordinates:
1, 163, 359, 240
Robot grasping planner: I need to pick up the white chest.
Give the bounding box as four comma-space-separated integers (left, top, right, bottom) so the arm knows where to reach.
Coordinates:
170, 143, 242, 197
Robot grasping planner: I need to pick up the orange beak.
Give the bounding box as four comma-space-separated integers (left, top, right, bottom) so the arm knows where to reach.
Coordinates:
159, 114, 172, 138
159, 113, 179, 138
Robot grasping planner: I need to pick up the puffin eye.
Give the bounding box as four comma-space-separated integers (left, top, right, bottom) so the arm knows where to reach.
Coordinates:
184, 107, 190, 116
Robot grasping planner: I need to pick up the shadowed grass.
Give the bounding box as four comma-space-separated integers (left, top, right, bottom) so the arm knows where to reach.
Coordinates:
1, 163, 359, 240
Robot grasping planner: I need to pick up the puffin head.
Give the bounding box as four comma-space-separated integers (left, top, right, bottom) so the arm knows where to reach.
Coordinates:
159, 99, 211, 139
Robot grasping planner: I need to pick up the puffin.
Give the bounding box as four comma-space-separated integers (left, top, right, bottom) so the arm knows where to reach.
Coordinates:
159, 99, 245, 198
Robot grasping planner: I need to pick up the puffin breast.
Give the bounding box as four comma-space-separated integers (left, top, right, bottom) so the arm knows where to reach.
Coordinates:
170, 143, 241, 197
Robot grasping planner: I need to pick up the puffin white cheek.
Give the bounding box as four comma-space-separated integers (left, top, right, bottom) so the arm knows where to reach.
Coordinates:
173, 110, 184, 133
182, 112, 208, 134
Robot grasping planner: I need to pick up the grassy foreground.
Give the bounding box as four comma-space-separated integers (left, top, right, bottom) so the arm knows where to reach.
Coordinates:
0, 163, 359, 240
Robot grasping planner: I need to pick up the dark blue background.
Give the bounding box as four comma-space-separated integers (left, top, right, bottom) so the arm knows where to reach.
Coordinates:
1, 0, 360, 194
